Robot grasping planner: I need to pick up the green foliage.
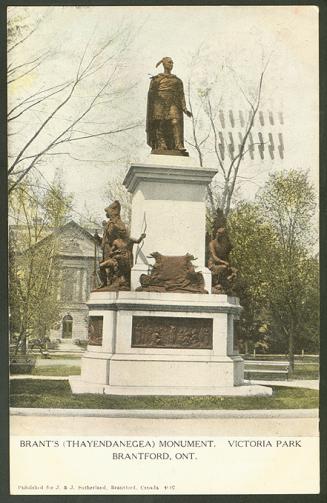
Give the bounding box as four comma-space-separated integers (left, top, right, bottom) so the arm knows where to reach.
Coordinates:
10, 380, 319, 410
42, 172, 73, 227
228, 170, 319, 358
257, 171, 318, 365
291, 364, 319, 380
258, 170, 316, 251
228, 202, 276, 351
9, 173, 74, 354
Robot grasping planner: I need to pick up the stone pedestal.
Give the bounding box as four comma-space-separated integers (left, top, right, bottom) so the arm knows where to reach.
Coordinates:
69, 291, 271, 396
70, 292, 271, 395
69, 155, 272, 396
123, 155, 216, 288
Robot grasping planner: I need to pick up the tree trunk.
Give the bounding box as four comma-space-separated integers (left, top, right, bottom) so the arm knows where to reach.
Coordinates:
15, 323, 27, 356
20, 331, 27, 355
288, 330, 295, 377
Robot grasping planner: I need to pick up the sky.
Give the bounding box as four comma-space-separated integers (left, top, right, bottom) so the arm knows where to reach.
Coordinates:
8, 5, 319, 225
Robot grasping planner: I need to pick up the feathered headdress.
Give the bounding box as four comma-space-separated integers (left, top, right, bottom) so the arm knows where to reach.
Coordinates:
156, 57, 170, 68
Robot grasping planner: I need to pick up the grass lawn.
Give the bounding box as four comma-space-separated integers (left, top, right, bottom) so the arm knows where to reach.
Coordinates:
34, 354, 83, 360
291, 364, 319, 380
10, 379, 319, 410
31, 366, 81, 376
244, 363, 319, 381
243, 355, 319, 363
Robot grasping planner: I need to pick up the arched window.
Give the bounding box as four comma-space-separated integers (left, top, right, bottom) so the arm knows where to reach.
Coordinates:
62, 314, 73, 339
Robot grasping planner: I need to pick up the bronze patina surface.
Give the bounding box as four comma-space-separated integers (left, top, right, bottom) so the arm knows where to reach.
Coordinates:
146, 57, 192, 156
88, 316, 103, 346
94, 200, 145, 291
132, 316, 213, 349
136, 252, 207, 294
207, 210, 237, 294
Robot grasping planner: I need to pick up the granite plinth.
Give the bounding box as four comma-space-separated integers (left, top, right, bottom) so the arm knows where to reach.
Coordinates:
123, 155, 217, 275
69, 291, 271, 396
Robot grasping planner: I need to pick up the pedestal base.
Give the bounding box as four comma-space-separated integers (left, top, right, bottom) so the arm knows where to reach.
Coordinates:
151, 149, 189, 157
69, 292, 272, 397
70, 376, 272, 397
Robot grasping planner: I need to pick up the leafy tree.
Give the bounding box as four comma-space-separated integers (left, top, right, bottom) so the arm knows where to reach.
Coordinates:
258, 170, 316, 253
228, 202, 277, 353
41, 170, 73, 227
9, 173, 73, 355
228, 171, 319, 366
257, 170, 317, 372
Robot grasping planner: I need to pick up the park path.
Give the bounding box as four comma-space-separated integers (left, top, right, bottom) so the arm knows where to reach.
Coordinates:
245, 379, 319, 390
10, 412, 318, 436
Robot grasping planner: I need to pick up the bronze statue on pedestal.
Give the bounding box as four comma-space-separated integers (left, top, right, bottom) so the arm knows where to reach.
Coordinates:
208, 225, 237, 295
146, 57, 192, 156
136, 252, 207, 294
94, 200, 145, 291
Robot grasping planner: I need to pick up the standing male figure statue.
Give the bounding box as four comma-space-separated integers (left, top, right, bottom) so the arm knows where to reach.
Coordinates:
146, 57, 192, 155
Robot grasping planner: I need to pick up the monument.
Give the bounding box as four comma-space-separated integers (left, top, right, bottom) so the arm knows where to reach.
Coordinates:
69, 59, 271, 396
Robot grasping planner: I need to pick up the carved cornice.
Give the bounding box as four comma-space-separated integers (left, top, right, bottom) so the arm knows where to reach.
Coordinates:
123, 162, 217, 193
88, 302, 241, 315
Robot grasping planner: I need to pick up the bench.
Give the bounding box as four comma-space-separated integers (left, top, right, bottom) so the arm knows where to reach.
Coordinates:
244, 360, 289, 380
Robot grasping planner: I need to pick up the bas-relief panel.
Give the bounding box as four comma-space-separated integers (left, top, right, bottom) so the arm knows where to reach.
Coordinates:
131, 316, 213, 349
88, 316, 103, 346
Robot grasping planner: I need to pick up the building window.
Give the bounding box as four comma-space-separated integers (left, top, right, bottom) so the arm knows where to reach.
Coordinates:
61, 268, 75, 301
62, 314, 73, 339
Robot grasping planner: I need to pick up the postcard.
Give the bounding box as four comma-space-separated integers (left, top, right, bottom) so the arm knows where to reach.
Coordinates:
8, 4, 319, 495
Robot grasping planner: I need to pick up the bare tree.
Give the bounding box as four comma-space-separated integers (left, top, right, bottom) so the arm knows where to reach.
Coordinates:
8, 10, 141, 193
186, 57, 268, 220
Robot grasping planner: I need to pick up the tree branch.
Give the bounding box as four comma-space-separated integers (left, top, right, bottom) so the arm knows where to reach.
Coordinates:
8, 81, 73, 122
